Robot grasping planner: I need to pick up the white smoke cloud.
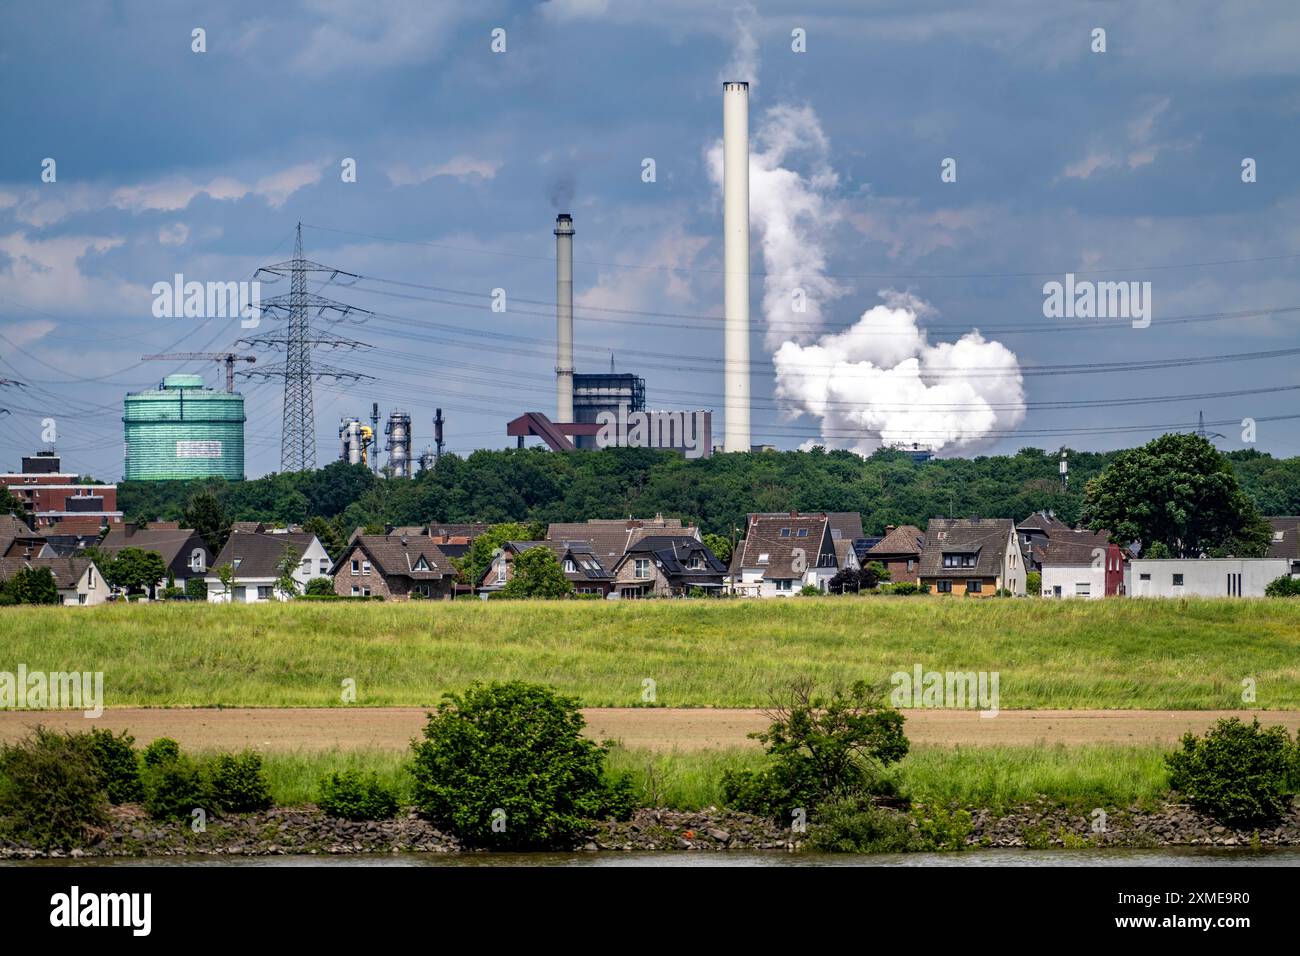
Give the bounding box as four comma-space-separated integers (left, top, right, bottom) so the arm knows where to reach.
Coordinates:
773, 291, 1026, 456
719, 3, 760, 85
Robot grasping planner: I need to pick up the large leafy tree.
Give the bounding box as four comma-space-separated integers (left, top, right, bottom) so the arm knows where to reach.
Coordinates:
456, 521, 545, 587
183, 490, 230, 555
107, 547, 168, 596
1082, 433, 1271, 557
500, 547, 573, 599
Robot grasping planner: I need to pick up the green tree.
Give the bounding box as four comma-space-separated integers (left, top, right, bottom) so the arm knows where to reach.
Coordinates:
703, 532, 733, 567
0, 566, 60, 605
183, 489, 230, 555
500, 547, 574, 599
304, 576, 335, 596
216, 563, 235, 601
0, 487, 28, 518
108, 547, 167, 597
456, 521, 545, 587
1082, 433, 1271, 558
275, 545, 302, 598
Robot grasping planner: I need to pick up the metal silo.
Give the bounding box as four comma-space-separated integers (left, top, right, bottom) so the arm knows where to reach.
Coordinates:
123, 374, 245, 480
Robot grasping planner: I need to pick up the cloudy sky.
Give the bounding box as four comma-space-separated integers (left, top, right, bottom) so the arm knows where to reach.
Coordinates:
2, 0, 1299, 479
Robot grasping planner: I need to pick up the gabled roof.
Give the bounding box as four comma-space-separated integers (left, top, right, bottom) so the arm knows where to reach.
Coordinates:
100, 524, 206, 565
920, 518, 1015, 578
1017, 511, 1063, 534
747, 511, 863, 541
1266, 517, 1300, 560
0, 514, 42, 557
209, 531, 318, 580
615, 534, 728, 579
545, 517, 692, 566
1039, 529, 1115, 568
340, 534, 456, 580
868, 524, 924, 558
0, 554, 95, 588
732, 514, 835, 579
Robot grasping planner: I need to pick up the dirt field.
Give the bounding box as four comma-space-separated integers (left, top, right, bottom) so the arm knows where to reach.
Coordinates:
2, 707, 1298, 752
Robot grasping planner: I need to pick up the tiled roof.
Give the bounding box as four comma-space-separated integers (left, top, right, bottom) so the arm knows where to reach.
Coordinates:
733, 514, 834, 579
1266, 517, 1300, 560
920, 518, 1014, 578
748, 511, 863, 541
546, 517, 691, 566
1017, 511, 1064, 533
210, 531, 317, 579
1039, 530, 1114, 567
868, 524, 924, 558
0, 554, 94, 588
100, 525, 203, 565
343, 535, 455, 579
617, 535, 728, 579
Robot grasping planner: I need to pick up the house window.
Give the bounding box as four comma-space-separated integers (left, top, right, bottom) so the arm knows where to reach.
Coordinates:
943, 553, 975, 568
362, 560, 371, 576
686, 556, 703, 570
319, 558, 329, 574
1052, 585, 1062, 597
1172, 573, 1184, 586
190, 550, 204, 571
757, 552, 770, 564
88, 569, 95, 589
780, 528, 790, 537
564, 559, 576, 573
351, 559, 360, 575
362, 587, 371, 597
634, 558, 651, 579
496, 563, 507, 584
774, 579, 793, 591
1075, 582, 1091, 596
257, 585, 272, 600
937, 579, 952, 593
1274, 531, 1285, 542
966, 580, 982, 593
906, 559, 914, 572
1139, 573, 1151, 581
797, 528, 808, 537
351, 586, 360, 596
300, 558, 311, 574
414, 556, 430, 571
1227, 573, 1242, 597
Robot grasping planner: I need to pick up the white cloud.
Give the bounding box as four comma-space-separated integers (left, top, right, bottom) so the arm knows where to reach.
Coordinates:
0, 319, 56, 348
158, 223, 190, 246
385, 155, 503, 186
0, 232, 138, 315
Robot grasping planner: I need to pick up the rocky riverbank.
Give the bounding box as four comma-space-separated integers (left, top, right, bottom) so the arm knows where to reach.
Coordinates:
1, 801, 1297, 859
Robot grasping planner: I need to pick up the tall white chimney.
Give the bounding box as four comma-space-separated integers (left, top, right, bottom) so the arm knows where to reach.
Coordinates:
722, 81, 751, 453
555, 213, 575, 423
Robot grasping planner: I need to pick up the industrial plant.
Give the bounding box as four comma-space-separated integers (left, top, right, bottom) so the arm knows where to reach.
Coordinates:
123, 373, 246, 481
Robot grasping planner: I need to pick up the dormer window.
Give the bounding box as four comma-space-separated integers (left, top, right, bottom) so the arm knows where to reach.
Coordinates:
757, 552, 770, 564
414, 556, 429, 571
564, 559, 576, 573
1274, 531, 1285, 542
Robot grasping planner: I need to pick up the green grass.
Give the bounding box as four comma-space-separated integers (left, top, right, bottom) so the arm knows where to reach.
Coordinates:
241, 743, 1171, 811
3, 597, 1299, 708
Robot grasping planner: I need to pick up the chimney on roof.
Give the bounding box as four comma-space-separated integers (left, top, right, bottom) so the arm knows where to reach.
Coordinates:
885, 525, 896, 535
790, 510, 798, 518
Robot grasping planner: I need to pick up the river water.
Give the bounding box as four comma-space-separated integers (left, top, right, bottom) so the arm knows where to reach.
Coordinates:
7, 847, 1300, 867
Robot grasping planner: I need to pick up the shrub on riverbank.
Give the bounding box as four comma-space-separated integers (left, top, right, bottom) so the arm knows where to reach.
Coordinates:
88, 728, 143, 804
0, 727, 108, 849
807, 795, 918, 853
1165, 717, 1298, 824
409, 681, 634, 849
318, 770, 399, 820
208, 751, 273, 812
722, 680, 909, 823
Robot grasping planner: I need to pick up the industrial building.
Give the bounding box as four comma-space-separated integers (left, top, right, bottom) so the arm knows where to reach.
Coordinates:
123, 374, 245, 480
0, 451, 123, 533
572, 373, 645, 449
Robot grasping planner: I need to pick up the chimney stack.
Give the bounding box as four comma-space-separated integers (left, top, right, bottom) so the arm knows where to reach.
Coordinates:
555, 214, 575, 423
722, 81, 751, 453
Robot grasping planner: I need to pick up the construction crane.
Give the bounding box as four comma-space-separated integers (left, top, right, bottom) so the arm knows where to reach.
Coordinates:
141, 352, 256, 392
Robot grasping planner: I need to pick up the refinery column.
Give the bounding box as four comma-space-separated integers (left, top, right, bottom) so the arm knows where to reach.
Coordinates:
723, 81, 751, 453
555, 214, 575, 423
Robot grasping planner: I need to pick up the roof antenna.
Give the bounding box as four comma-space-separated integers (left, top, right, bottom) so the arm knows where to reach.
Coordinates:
610, 350, 615, 373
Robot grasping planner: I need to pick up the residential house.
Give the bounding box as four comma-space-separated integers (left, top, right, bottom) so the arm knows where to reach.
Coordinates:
332, 534, 457, 599
730, 512, 841, 597
1265, 517, 1300, 561
1038, 530, 1126, 598
1016, 510, 1067, 572
0, 514, 46, 559
919, 518, 1026, 596
1128, 558, 1292, 598
545, 515, 695, 569
204, 531, 331, 603
865, 524, 925, 584
610, 534, 728, 598
0, 555, 108, 606
478, 540, 614, 597
98, 522, 213, 590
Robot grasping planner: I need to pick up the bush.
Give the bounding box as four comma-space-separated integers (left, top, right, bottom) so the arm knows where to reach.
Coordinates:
184, 577, 208, 600
142, 737, 181, 768
409, 681, 631, 849
807, 795, 919, 853
304, 577, 335, 596
912, 804, 974, 851
878, 582, 923, 596
1264, 575, 1300, 597
88, 728, 142, 804
1026, 571, 1042, 595
317, 770, 399, 820
208, 751, 272, 813
1165, 717, 1297, 824
142, 755, 211, 821
722, 679, 909, 820
0, 727, 108, 849
799, 584, 822, 596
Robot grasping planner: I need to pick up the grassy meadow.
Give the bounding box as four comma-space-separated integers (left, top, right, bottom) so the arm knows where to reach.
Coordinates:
249, 743, 1172, 811
1, 596, 1297, 709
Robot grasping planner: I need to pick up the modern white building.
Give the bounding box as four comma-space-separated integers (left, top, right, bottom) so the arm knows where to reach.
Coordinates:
1127, 558, 1293, 598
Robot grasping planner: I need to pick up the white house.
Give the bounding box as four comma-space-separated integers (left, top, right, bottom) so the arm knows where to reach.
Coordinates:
730, 513, 842, 597
0, 555, 108, 606
204, 531, 331, 603
1127, 558, 1292, 598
